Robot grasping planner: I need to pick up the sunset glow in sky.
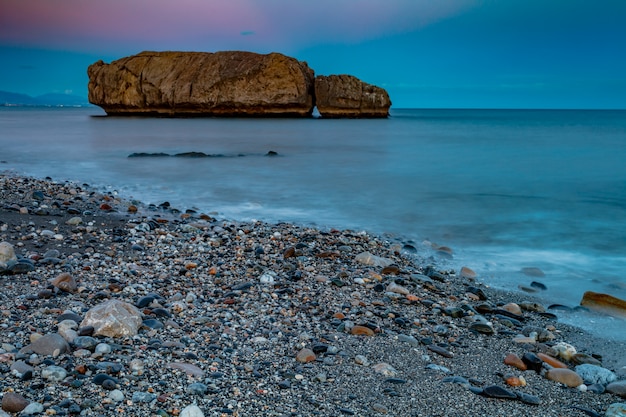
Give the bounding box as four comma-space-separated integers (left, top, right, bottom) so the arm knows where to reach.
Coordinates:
1, 0, 625, 108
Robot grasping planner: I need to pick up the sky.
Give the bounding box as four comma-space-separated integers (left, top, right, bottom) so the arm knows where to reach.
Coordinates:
1, 0, 625, 109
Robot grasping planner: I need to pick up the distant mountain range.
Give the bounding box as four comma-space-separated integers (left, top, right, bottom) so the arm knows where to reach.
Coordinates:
0, 90, 92, 107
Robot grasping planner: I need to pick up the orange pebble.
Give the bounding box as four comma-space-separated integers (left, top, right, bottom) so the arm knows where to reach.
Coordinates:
351, 325, 375, 336
537, 352, 568, 368
333, 312, 346, 320
504, 353, 528, 371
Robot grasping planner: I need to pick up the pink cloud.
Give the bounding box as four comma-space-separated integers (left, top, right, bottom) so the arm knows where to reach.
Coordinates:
0, 0, 477, 53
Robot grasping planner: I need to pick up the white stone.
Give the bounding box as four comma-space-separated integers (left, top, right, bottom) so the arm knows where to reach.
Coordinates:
41, 365, 67, 382
355, 251, 393, 267
180, 404, 205, 417
20, 402, 44, 415
80, 299, 142, 337
0, 242, 17, 265
108, 389, 125, 403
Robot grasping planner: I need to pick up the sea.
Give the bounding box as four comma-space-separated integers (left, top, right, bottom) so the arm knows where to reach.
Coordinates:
1, 106, 625, 339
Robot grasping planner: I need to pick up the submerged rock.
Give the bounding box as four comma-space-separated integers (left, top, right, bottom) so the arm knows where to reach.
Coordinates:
580, 291, 626, 319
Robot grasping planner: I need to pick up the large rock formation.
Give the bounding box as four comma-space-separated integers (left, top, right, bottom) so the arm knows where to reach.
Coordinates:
314, 74, 391, 118
88, 51, 391, 118
88, 51, 315, 117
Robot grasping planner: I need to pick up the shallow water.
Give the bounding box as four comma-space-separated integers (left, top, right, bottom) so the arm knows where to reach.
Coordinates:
2, 106, 625, 338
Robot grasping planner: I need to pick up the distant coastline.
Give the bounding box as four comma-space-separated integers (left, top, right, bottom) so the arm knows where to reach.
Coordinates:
0, 90, 91, 107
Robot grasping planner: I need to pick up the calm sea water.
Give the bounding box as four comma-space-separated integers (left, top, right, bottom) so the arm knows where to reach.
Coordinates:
1, 107, 625, 338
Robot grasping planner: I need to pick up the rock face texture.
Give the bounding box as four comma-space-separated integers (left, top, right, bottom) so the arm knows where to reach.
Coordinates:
88, 51, 316, 117
88, 51, 391, 118
314, 74, 391, 118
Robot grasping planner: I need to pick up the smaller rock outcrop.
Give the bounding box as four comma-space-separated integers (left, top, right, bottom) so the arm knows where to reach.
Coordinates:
314, 74, 391, 118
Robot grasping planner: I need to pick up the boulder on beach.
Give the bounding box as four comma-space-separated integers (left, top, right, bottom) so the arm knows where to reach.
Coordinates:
80, 299, 143, 337
0, 241, 17, 266
88, 51, 316, 117
314, 74, 391, 118
580, 291, 626, 319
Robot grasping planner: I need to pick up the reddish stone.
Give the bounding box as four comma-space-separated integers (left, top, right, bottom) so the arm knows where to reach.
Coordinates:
351, 325, 375, 336
504, 353, 527, 371
537, 352, 568, 368
296, 348, 316, 363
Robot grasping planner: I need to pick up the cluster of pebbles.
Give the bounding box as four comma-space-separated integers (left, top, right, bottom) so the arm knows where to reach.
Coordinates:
1, 173, 626, 417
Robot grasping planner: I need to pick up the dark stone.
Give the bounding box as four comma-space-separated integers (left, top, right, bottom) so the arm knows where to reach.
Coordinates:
72, 336, 98, 351
467, 286, 488, 300
385, 378, 407, 384
151, 308, 171, 318
427, 345, 453, 358
101, 379, 117, 390
136, 296, 156, 308
522, 352, 543, 373
77, 326, 94, 336
311, 343, 329, 354
530, 281, 547, 290
92, 374, 118, 385
516, 392, 541, 405
481, 385, 517, 400
57, 312, 83, 323
469, 322, 494, 335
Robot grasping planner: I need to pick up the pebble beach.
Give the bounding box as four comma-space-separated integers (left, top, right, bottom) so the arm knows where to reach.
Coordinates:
1, 173, 626, 417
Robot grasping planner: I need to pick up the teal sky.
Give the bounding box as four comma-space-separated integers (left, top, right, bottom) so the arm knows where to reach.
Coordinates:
1, 0, 625, 109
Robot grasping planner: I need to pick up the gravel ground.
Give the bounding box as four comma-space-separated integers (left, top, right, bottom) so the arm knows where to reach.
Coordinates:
1, 173, 625, 417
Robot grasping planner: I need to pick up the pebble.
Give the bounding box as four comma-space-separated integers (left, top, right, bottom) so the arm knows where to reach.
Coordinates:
169, 362, 205, 378
180, 404, 205, 417
545, 368, 584, 387
469, 322, 494, 335
354, 355, 370, 366
552, 342, 577, 361
481, 385, 517, 400
296, 348, 316, 363
397, 334, 419, 347
21, 332, 70, 356
132, 392, 157, 403
350, 325, 375, 336
19, 402, 44, 415
50, 272, 78, 293
1, 392, 29, 413
72, 336, 98, 350
372, 363, 397, 377
537, 352, 568, 368
502, 302, 523, 315
108, 390, 125, 402
522, 352, 544, 373
504, 353, 528, 371
575, 364, 617, 385
41, 365, 67, 382
427, 345, 453, 358
607, 381, 626, 398
605, 403, 626, 417
187, 383, 208, 395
